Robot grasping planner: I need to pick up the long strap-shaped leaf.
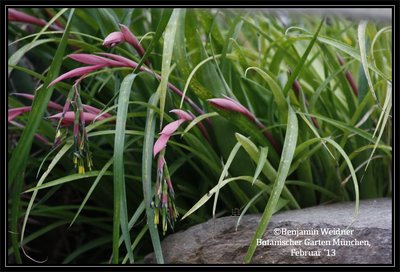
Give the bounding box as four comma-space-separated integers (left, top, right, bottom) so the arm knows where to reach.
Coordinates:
142, 92, 164, 264
9, 9, 74, 263
212, 142, 242, 217
158, 9, 179, 128
244, 104, 298, 263
112, 73, 139, 263
281, 18, 324, 97
21, 141, 73, 263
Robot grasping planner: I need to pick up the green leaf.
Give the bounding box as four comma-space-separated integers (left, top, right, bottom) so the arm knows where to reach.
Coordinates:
142, 92, 164, 264
235, 133, 299, 209
8, 38, 59, 73
281, 18, 324, 97
358, 21, 380, 106
323, 138, 359, 217
212, 142, 242, 217
158, 9, 179, 127
113, 73, 139, 263
118, 201, 145, 250
363, 83, 392, 175
63, 236, 112, 264
245, 67, 287, 119
245, 104, 298, 263
302, 112, 377, 144
181, 176, 273, 221
24, 171, 110, 192
235, 188, 288, 231
180, 55, 221, 108
70, 158, 114, 227
122, 225, 149, 264
252, 147, 268, 185
10, 9, 74, 263
291, 32, 391, 82
182, 112, 219, 136
134, 9, 173, 72
20, 141, 73, 262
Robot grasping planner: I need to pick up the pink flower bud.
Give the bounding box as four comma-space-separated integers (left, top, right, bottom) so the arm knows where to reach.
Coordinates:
119, 24, 142, 54
119, 24, 151, 67
170, 109, 193, 122
103, 31, 125, 48
8, 8, 61, 31
82, 104, 112, 118
97, 53, 140, 69
8, 106, 32, 122
12, 93, 63, 111
208, 96, 255, 121
68, 53, 125, 67
49, 64, 105, 86
47, 111, 106, 126
9, 8, 47, 27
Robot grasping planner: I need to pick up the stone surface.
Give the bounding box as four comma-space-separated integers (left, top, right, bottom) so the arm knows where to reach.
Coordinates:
144, 198, 392, 264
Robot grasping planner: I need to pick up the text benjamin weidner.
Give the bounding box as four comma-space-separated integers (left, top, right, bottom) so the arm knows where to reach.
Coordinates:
277, 227, 354, 236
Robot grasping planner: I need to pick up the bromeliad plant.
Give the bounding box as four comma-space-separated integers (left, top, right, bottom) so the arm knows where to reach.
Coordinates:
152, 109, 194, 234
8, 7, 392, 265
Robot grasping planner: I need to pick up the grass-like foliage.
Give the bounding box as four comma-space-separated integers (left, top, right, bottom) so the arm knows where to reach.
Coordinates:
7, 8, 392, 264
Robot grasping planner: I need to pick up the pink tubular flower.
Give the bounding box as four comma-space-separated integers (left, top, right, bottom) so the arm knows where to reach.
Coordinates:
10, 92, 111, 120
68, 53, 126, 67
8, 8, 62, 31
82, 104, 112, 118
49, 64, 105, 86
208, 96, 282, 154
103, 24, 151, 67
169, 109, 193, 121
153, 110, 194, 157
49, 52, 206, 120
47, 111, 107, 126
208, 96, 255, 121
48, 53, 140, 87
97, 52, 139, 69
12, 93, 63, 111
8, 106, 32, 122
8, 94, 64, 122
8, 94, 65, 145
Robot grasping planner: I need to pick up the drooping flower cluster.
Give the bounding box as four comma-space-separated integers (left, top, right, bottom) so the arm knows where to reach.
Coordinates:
44, 24, 205, 178
8, 91, 112, 172
51, 81, 112, 174
151, 110, 194, 235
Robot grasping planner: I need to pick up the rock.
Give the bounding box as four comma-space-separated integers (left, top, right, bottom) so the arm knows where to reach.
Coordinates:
144, 198, 392, 264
